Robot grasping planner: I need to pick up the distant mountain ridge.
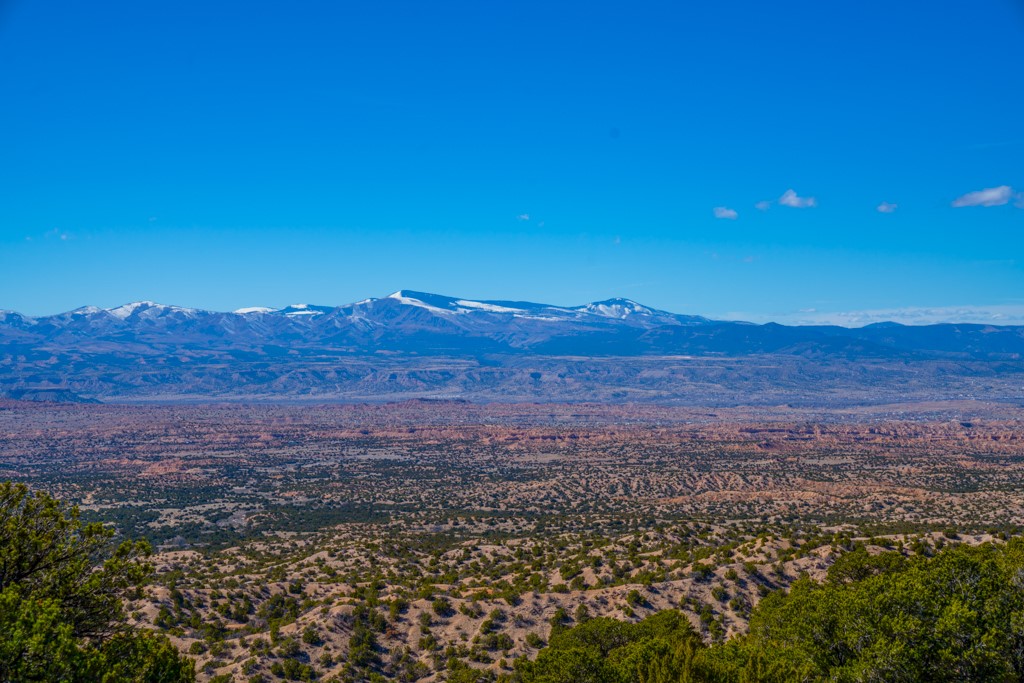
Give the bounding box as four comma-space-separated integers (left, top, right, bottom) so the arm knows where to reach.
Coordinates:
1, 290, 705, 323
0, 290, 714, 354
2, 290, 1023, 403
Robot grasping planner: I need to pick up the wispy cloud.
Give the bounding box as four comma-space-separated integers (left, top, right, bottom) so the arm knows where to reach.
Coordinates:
754, 200, 772, 211
42, 228, 72, 241
876, 202, 898, 213
516, 213, 530, 221
713, 206, 738, 220
951, 185, 1013, 208
778, 189, 817, 208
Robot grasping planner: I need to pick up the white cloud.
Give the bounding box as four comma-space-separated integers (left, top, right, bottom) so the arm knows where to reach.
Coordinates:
754, 200, 772, 211
877, 202, 898, 213
778, 189, 816, 208
951, 185, 1013, 207
516, 213, 530, 221
713, 206, 738, 220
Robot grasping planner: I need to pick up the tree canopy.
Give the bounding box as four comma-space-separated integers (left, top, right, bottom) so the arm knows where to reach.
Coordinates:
0, 481, 194, 682
517, 540, 1024, 683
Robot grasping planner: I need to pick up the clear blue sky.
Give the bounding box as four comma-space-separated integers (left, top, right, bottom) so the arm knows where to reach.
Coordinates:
1, 1, 1022, 324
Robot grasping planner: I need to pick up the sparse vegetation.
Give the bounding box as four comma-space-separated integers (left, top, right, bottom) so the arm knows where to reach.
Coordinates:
3, 401, 1024, 680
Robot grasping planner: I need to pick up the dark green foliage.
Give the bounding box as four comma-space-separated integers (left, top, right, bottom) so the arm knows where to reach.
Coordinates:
520, 540, 1024, 683
276, 637, 301, 657
447, 659, 499, 682
824, 545, 907, 585
346, 604, 384, 672
433, 597, 454, 617
269, 657, 316, 681
727, 540, 1024, 681
257, 593, 301, 622
0, 481, 195, 682
515, 610, 706, 683
573, 604, 590, 623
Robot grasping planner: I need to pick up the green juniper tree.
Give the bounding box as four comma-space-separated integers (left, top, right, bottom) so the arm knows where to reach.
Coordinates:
0, 482, 194, 682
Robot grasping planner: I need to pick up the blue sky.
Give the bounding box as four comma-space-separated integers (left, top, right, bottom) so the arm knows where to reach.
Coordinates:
1, 1, 1022, 324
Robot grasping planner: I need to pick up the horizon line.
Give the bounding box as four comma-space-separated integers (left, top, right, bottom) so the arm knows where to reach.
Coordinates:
4, 290, 1024, 328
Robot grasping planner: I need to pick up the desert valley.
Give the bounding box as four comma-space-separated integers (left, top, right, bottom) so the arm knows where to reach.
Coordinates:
4, 397, 1024, 680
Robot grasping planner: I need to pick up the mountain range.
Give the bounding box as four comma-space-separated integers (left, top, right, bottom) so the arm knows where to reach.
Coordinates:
2, 290, 1023, 404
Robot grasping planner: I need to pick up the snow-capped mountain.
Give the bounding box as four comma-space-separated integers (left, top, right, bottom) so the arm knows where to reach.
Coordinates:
574, 298, 655, 319
226, 291, 567, 318
0, 290, 711, 354
1, 290, 1022, 403
221, 291, 708, 327
2, 290, 1022, 354
106, 301, 200, 320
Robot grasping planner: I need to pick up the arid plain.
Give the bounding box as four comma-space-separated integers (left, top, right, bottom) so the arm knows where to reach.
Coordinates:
3, 398, 1023, 681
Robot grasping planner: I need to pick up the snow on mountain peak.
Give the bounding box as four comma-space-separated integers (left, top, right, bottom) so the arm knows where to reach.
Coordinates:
0, 310, 36, 326
107, 301, 154, 319
578, 298, 654, 319
106, 301, 197, 320
454, 300, 522, 313
384, 291, 529, 315
385, 291, 453, 314
279, 303, 332, 316
14, 292, 688, 326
